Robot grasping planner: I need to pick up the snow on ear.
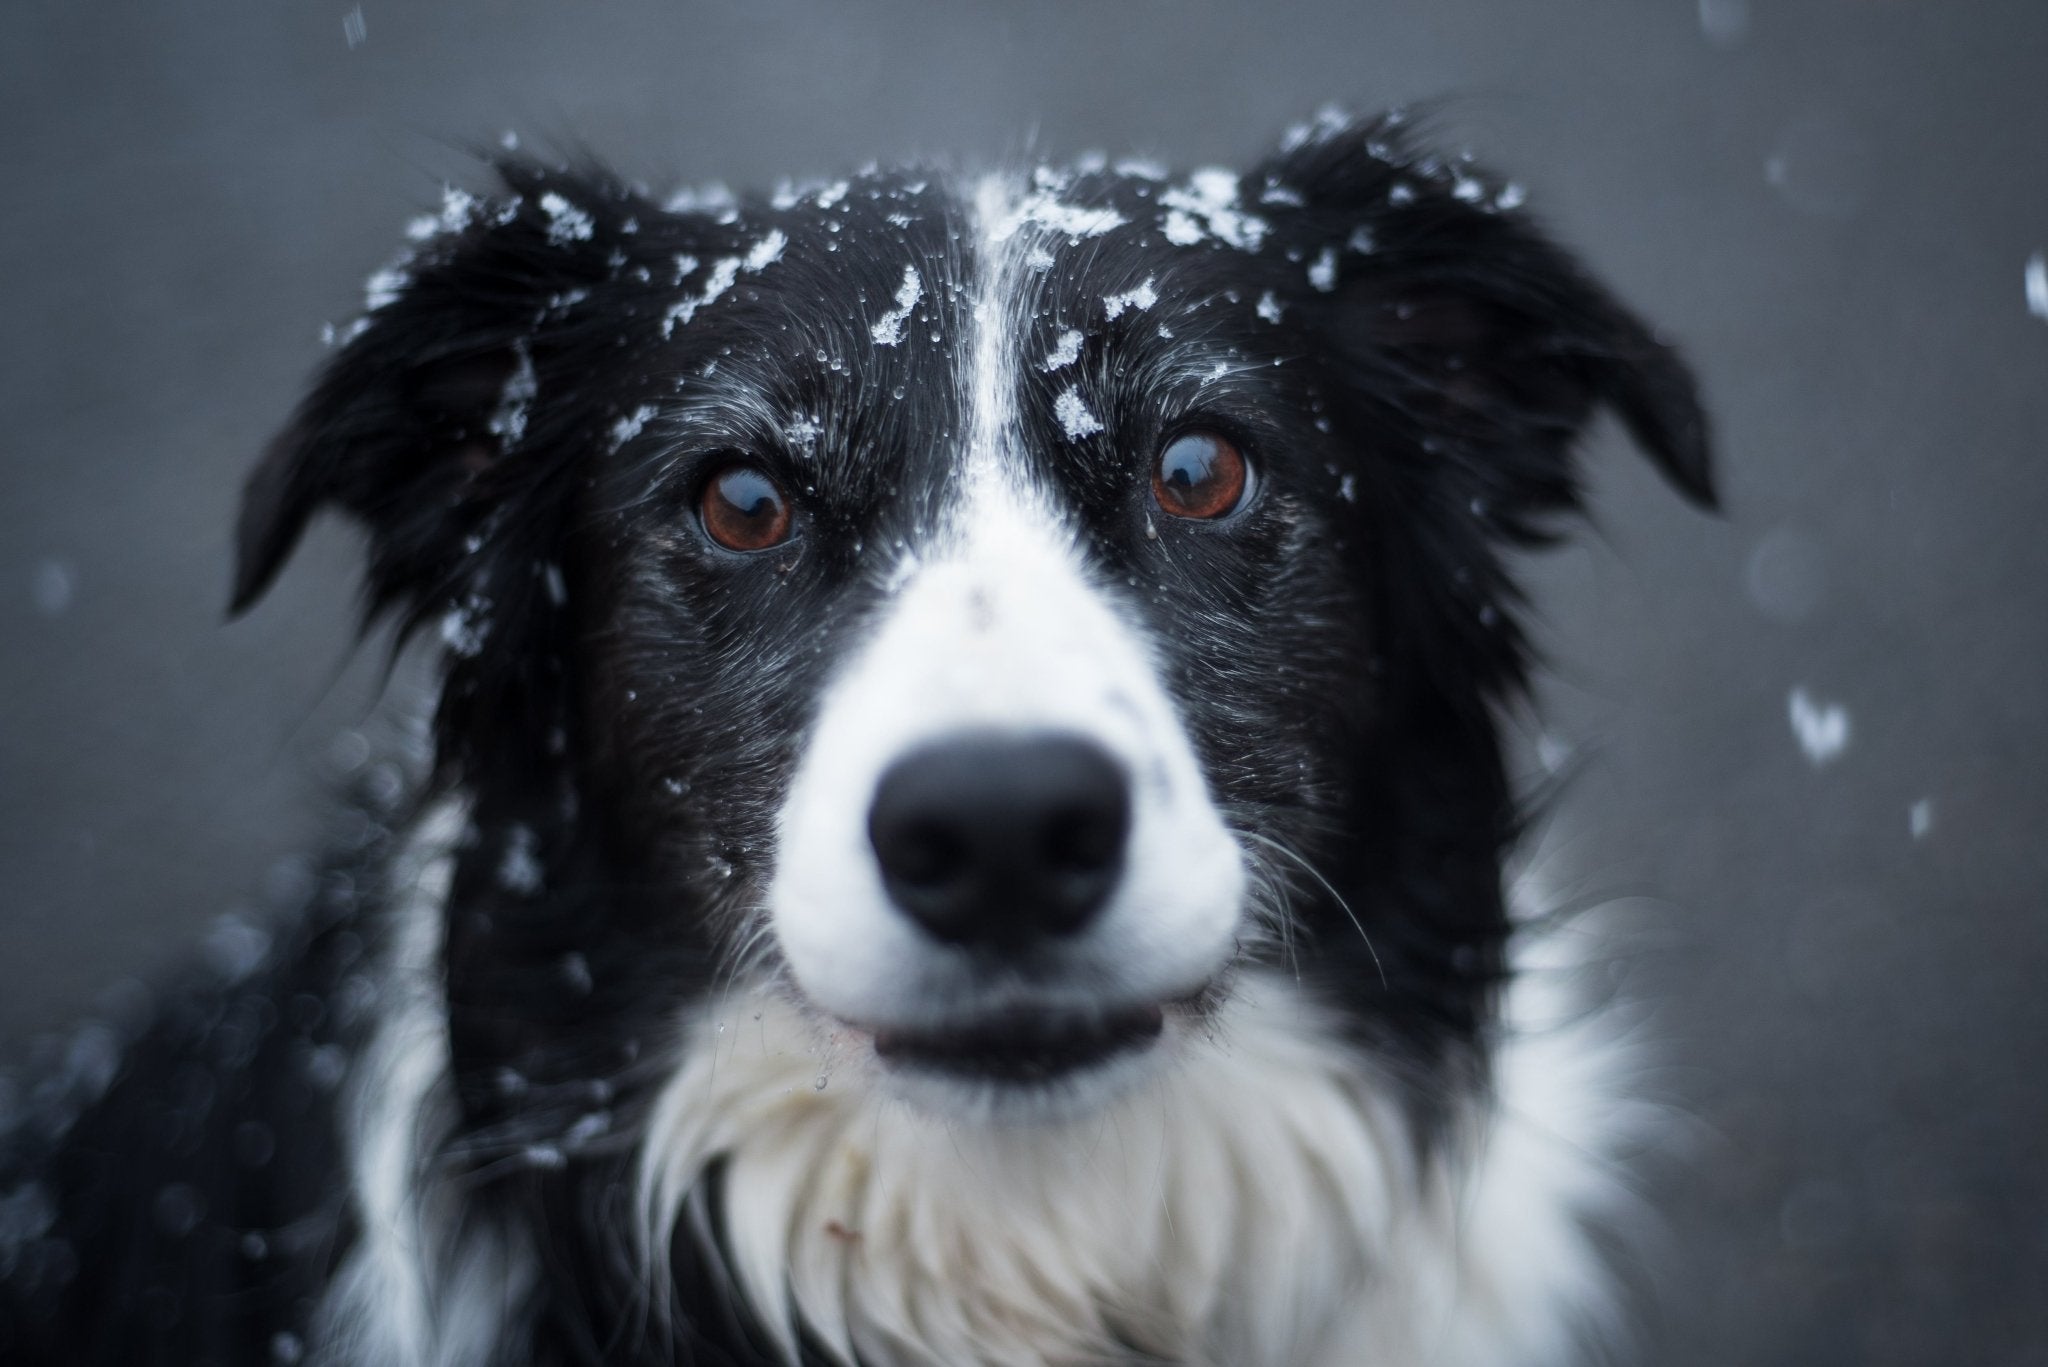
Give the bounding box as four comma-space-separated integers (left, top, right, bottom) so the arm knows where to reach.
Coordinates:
1258, 111, 1715, 521
230, 160, 646, 620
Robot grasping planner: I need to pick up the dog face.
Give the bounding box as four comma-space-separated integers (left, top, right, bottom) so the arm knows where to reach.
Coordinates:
235, 115, 1709, 1135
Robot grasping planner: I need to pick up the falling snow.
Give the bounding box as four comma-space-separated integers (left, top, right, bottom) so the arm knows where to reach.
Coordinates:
30, 559, 74, 616
1053, 388, 1104, 439
1788, 687, 1851, 766
1256, 292, 1283, 324
2026, 251, 2048, 321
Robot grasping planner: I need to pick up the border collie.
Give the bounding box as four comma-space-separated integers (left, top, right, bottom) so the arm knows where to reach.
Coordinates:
0, 109, 1712, 1367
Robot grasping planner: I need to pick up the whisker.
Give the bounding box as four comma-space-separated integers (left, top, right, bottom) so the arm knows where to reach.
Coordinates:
1237, 830, 1386, 989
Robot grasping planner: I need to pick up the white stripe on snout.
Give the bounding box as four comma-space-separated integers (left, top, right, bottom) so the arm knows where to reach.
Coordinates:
766, 176, 1245, 1045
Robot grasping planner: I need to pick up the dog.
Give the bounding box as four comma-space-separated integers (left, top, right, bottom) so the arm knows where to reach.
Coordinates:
0, 108, 1712, 1366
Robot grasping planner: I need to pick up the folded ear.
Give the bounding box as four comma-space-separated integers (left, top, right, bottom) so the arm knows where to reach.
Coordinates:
1258, 114, 1715, 533
230, 159, 653, 622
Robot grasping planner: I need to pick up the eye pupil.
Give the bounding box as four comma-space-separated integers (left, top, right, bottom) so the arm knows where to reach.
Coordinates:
700, 463, 793, 551
1153, 432, 1249, 519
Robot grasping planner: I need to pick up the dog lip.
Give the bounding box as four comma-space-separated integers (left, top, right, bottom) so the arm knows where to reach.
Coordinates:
869, 1002, 1167, 1084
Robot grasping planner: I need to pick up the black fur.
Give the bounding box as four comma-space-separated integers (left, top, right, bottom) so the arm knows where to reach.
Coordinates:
1, 112, 1710, 1366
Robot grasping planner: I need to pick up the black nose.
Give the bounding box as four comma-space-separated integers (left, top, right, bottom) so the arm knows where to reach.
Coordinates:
868, 733, 1131, 949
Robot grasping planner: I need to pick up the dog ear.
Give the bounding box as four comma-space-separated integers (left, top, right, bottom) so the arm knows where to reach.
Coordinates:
1257, 114, 1715, 532
230, 160, 650, 624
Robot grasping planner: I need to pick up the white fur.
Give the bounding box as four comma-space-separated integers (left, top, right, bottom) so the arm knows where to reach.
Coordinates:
309, 800, 528, 1367
635, 924, 1642, 1367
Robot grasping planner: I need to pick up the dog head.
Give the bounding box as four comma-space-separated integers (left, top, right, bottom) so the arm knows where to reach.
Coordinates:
235, 113, 1710, 1132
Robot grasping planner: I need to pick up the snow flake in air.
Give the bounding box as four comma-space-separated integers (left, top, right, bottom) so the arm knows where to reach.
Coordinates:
1255, 292, 1284, 324
1787, 687, 1851, 766
2027, 251, 2048, 321
1908, 798, 1934, 840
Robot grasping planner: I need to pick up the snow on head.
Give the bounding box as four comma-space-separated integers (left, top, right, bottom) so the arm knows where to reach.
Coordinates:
745, 229, 788, 272
363, 266, 408, 312
486, 343, 537, 445
1053, 387, 1104, 440
987, 169, 1128, 244
1042, 329, 1084, 372
608, 404, 657, 451
1307, 246, 1339, 293
405, 186, 479, 243
662, 230, 787, 338
1788, 687, 1851, 766
870, 265, 923, 346
539, 191, 595, 246
1103, 278, 1158, 319
1159, 169, 1269, 251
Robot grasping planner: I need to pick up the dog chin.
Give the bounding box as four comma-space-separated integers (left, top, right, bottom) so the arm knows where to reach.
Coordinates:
842, 998, 1190, 1125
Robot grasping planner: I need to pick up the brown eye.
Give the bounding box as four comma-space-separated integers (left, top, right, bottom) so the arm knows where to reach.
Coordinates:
1153, 431, 1250, 520
699, 462, 793, 552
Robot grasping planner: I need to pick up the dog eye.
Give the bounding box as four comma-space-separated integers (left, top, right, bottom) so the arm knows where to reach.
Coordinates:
1153, 432, 1251, 520
699, 463, 793, 552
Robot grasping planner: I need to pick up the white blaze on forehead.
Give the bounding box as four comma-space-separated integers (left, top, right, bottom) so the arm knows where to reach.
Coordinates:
763, 173, 1244, 1032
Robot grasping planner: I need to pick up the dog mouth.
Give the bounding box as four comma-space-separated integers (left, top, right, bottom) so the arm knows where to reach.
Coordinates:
870, 1002, 1167, 1084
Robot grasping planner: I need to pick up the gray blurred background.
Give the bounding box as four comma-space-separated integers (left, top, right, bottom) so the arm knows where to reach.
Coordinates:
3, 1, 2044, 1362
